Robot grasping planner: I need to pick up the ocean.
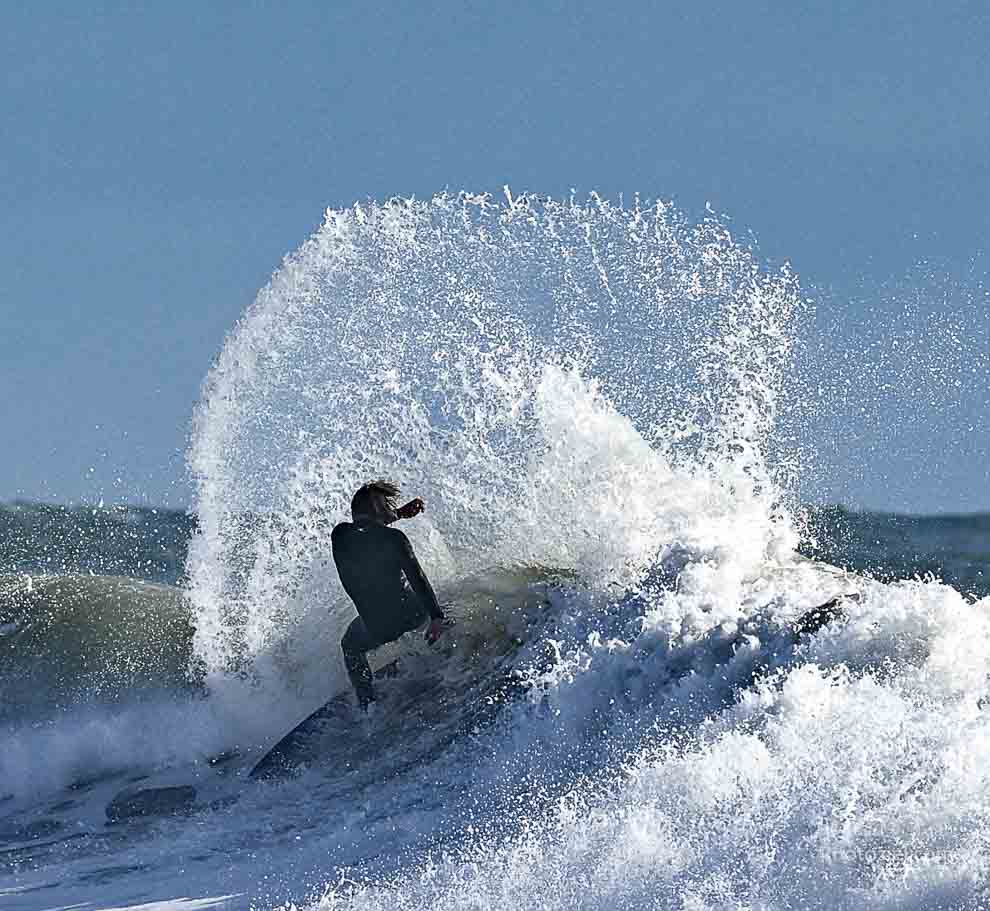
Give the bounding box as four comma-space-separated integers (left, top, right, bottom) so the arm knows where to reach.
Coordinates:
2, 195, 989, 910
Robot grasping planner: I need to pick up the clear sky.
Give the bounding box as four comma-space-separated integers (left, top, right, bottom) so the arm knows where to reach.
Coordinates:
2, 1, 988, 512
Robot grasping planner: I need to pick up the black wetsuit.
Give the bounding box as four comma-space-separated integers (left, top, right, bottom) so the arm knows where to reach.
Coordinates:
331, 521, 443, 705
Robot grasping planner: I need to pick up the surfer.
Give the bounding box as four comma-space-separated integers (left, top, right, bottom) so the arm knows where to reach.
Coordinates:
332, 480, 447, 708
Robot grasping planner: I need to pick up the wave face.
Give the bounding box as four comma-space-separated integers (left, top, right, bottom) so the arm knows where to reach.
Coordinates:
0, 574, 195, 723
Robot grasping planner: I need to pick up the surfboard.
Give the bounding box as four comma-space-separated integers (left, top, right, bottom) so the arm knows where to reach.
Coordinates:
249, 659, 401, 780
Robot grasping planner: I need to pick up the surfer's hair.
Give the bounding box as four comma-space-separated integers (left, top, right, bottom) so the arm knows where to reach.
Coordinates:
351, 479, 401, 520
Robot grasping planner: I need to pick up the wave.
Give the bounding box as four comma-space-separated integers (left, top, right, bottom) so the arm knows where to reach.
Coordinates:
185, 193, 805, 716
168, 193, 990, 909
0, 565, 564, 805
327, 571, 990, 911
7, 193, 989, 909
0, 573, 197, 723
0, 557, 853, 815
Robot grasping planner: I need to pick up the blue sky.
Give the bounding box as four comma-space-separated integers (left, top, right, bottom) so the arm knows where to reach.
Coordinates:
2, 1, 988, 511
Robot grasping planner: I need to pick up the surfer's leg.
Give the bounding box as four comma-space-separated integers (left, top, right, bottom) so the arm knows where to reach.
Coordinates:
341, 617, 378, 708
794, 592, 860, 638
400, 598, 430, 636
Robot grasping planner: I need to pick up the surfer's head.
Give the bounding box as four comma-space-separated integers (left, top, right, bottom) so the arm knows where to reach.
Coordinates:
351, 479, 401, 524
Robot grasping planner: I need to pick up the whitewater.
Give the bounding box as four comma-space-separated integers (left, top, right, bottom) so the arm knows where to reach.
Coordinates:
2, 193, 989, 910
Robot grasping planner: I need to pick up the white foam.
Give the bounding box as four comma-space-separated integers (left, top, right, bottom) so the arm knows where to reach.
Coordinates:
301, 579, 990, 911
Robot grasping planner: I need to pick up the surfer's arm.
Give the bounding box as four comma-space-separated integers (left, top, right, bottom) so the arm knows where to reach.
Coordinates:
394, 531, 444, 620
389, 498, 425, 523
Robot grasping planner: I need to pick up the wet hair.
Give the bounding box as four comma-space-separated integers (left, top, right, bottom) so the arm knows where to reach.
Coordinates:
351, 479, 400, 520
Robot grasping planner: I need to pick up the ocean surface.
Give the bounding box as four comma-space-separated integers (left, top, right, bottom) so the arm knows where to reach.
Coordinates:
3, 195, 989, 911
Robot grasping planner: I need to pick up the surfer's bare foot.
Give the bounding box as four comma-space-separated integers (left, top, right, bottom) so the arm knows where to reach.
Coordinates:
425, 617, 446, 644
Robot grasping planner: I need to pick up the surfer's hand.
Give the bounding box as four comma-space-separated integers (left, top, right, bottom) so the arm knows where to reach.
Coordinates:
425, 618, 446, 644
396, 498, 425, 520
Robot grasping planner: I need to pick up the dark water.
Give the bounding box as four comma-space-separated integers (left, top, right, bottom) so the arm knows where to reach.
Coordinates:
802, 505, 990, 598
2, 501, 985, 595
0, 502, 195, 584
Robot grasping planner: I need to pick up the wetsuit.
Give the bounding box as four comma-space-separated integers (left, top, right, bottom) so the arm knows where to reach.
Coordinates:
331, 521, 443, 706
